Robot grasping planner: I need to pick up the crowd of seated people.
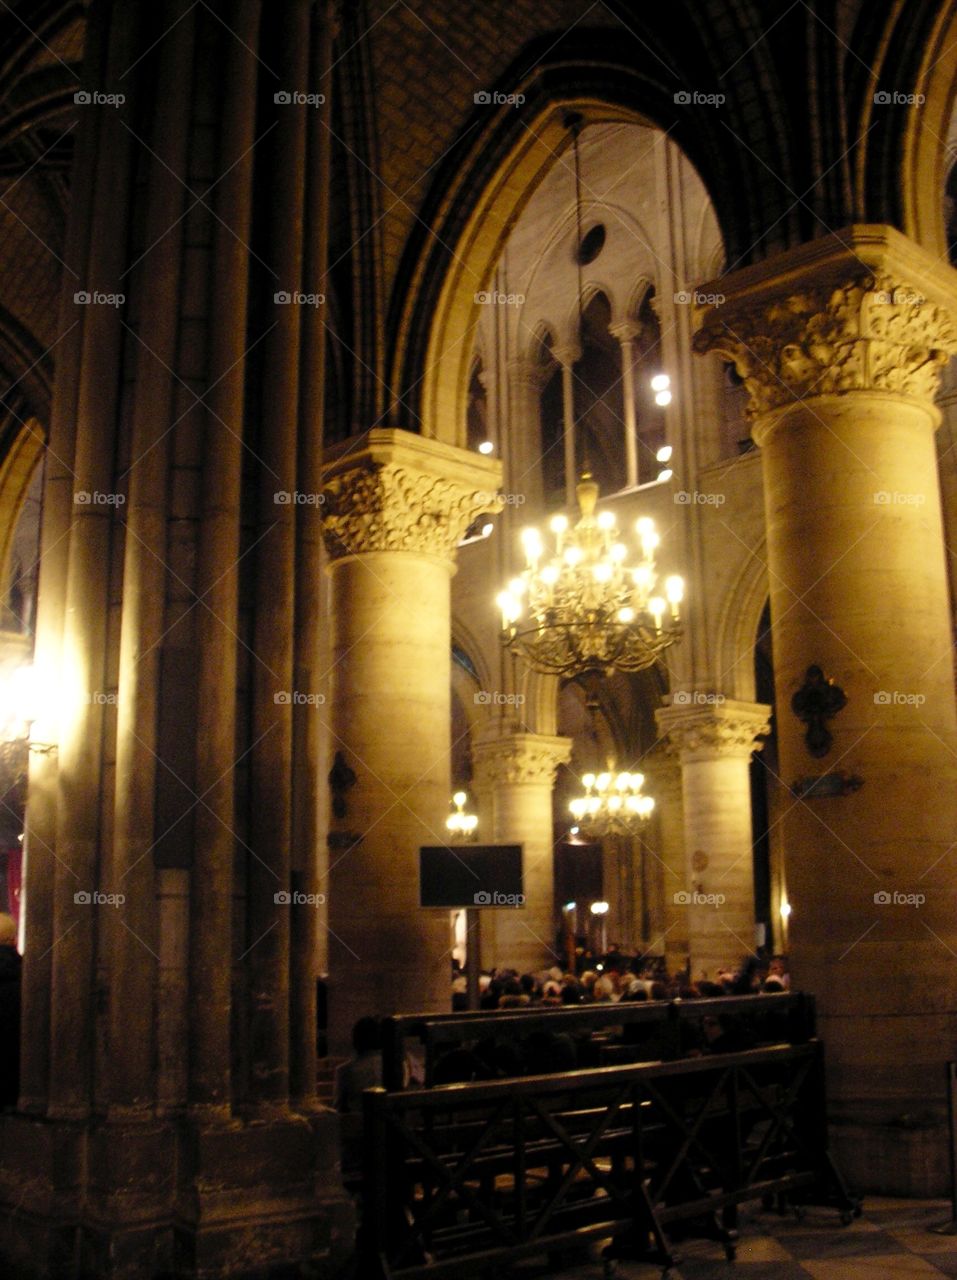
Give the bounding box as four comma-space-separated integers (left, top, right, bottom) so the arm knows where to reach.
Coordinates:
452, 951, 789, 1014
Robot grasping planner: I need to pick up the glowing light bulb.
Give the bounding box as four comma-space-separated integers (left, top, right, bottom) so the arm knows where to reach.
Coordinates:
656, 469, 674, 483
453, 791, 466, 806
593, 563, 612, 583
508, 577, 526, 596
618, 606, 635, 623
550, 514, 569, 534
655, 389, 672, 407
656, 444, 673, 463
636, 517, 654, 536
582, 773, 596, 789
564, 546, 582, 566
540, 565, 559, 585
611, 542, 627, 561
481, 522, 494, 537
597, 510, 616, 530
650, 373, 670, 392
478, 440, 494, 454
665, 575, 684, 605
649, 596, 665, 629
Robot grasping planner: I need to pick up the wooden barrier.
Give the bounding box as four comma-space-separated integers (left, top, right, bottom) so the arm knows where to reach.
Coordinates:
381, 992, 817, 1090
361, 1037, 859, 1279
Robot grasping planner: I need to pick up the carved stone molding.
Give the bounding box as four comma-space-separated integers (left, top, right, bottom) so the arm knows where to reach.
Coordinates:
692, 227, 957, 425
320, 428, 502, 562
656, 699, 771, 761
472, 732, 572, 789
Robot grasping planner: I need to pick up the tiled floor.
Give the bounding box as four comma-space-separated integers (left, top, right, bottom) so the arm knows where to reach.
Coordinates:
542, 1199, 957, 1278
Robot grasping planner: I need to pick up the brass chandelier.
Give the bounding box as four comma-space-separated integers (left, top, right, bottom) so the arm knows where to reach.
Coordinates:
496, 474, 683, 677
569, 767, 655, 838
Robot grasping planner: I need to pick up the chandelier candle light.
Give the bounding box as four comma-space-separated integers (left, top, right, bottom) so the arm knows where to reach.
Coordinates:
496, 474, 684, 677
569, 768, 655, 838
446, 791, 478, 839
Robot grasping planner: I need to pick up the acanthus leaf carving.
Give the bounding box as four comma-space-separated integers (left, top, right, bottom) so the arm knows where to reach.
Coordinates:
695, 272, 957, 420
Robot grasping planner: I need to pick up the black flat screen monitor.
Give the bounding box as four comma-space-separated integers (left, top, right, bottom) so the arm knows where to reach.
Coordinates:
419, 844, 524, 909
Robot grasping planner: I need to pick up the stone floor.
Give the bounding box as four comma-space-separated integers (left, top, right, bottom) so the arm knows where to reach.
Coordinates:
521, 1198, 957, 1278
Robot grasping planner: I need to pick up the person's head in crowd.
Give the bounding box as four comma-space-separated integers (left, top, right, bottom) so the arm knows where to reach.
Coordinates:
561, 981, 583, 1005
593, 973, 616, 1002
697, 979, 723, 998
622, 981, 648, 1002
519, 972, 538, 998
649, 981, 668, 1001
763, 976, 785, 992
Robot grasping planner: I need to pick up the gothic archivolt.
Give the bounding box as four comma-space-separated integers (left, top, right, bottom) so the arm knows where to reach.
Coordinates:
695, 272, 957, 420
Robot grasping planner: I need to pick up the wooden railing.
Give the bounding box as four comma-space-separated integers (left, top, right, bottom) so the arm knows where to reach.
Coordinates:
361, 1036, 859, 1279
381, 991, 817, 1089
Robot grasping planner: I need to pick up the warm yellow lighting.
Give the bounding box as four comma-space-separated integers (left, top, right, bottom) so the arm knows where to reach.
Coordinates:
478, 440, 494, 454
654, 389, 672, 406
780, 900, 792, 919
650, 373, 670, 392
591, 901, 610, 915
656, 469, 673, 483
494, 476, 685, 677
656, 445, 673, 463
446, 791, 478, 839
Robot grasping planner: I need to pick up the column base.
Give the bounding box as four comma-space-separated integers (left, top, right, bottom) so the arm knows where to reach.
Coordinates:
0, 1109, 355, 1279
828, 1116, 949, 1197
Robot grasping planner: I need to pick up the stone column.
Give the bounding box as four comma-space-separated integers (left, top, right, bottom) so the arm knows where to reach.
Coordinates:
643, 749, 689, 974
608, 321, 641, 486
471, 731, 571, 974
320, 430, 500, 1051
506, 357, 546, 509
553, 345, 581, 506
695, 226, 957, 1192
656, 699, 771, 980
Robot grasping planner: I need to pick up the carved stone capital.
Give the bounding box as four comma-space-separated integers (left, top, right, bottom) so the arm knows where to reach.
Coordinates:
472, 732, 572, 789
608, 320, 643, 346
693, 226, 957, 427
656, 699, 771, 761
507, 356, 550, 391
320, 429, 502, 562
